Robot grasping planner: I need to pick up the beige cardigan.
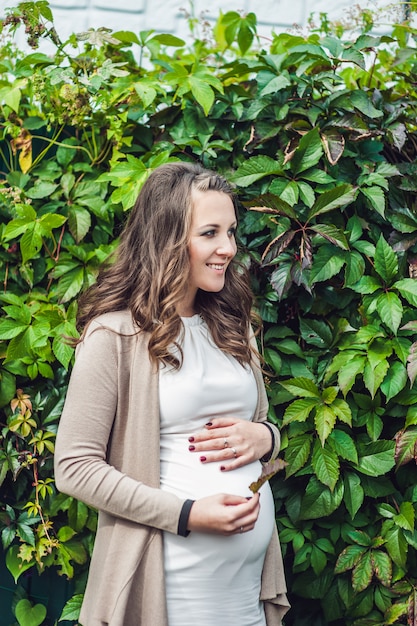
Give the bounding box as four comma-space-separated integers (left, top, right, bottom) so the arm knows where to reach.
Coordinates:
54, 311, 289, 626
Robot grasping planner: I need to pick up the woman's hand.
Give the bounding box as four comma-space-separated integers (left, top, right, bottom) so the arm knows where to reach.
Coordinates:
187, 492, 260, 535
188, 417, 273, 471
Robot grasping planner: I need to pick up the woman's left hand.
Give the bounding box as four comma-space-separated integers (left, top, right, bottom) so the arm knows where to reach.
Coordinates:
188, 417, 272, 471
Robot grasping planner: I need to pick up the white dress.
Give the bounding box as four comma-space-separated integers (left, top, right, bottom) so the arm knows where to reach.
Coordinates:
159, 315, 275, 626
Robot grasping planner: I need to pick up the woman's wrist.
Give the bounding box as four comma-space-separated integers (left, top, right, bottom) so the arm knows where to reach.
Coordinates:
259, 422, 276, 462
178, 499, 195, 536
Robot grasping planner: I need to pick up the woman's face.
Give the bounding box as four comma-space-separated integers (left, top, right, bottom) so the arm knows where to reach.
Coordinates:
179, 189, 237, 316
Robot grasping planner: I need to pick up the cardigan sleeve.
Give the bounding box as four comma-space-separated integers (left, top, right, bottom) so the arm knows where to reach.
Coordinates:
250, 330, 281, 462
54, 319, 186, 535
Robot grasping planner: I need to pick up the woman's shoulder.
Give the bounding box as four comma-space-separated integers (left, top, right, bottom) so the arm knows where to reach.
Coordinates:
85, 310, 139, 337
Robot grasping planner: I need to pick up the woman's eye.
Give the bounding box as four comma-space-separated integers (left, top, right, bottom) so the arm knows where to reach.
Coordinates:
203, 230, 215, 237
228, 228, 237, 237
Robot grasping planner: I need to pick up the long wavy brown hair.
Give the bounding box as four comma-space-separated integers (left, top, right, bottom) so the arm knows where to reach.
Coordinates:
76, 161, 256, 368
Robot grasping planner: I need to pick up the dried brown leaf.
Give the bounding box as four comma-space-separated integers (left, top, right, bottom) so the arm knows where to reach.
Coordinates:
249, 458, 287, 493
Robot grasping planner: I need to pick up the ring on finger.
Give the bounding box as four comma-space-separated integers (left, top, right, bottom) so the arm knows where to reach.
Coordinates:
231, 447, 237, 458
224, 439, 229, 448
240, 526, 244, 533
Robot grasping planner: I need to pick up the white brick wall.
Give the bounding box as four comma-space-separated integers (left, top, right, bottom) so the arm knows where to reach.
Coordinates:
1, 0, 407, 44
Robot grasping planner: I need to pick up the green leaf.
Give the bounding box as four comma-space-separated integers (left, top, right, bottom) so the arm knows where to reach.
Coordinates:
343, 472, 364, 519
312, 441, 340, 490
26, 181, 59, 199
383, 525, 408, 569
231, 156, 283, 187
291, 128, 323, 176
0, 319, 29, 340
20, 225, 43, 262
151, 33, 185, 47
5, 545, 33, 583
134, 81, 157, 108
355, 440, 396, 476
54, 267, 85, 303
330, 430, 358, 463
282, 397, 318, 425
297, 180, 315, 208
0, 369, 16, 407
263, 347, 282, 374
0, 85, 21, 112
285, 434, 312, 478
308, 184, 357, 220
363, 358, 390, 398
344, 250, 365, 287
188, 76, 215, 116
350, 90, 383, 118
380, 361, 408, 401
280, 377, 320, 398
395, 278, 417, 307
361, 186, 386, 217
309, 247, 346, 284
338, 355, 366, 396
68, 205, 91, 243
350, 275, 381, 294
315, 405, 337, 445
376, 291, 403, 334
374, 235, 398, 284
393, 501, 415, 532
259, 73, 291, 97
59, 594, 83, 621
299, 477, 344, 520
299, 318, 333, 348
15, 599, 47, 626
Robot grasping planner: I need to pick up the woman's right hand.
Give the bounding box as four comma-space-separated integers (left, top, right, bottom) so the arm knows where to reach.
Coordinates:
187, 492, 260, 536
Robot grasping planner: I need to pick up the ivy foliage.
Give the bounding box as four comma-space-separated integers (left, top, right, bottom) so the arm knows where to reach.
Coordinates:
2, 2, 417, 624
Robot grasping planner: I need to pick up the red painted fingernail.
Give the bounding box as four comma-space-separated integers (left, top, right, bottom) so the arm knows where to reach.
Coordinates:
220, 466, 225, 471
200, 456, 206, 462
188, 436, 194, 442
189, 445, 195, 451
205, 422, 212, 426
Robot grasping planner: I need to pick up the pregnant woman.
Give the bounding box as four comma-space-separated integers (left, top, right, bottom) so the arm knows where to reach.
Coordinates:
55, 162, 289, 626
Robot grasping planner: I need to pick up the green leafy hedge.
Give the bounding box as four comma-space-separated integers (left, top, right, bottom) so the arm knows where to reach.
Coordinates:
2, 2, 417, 624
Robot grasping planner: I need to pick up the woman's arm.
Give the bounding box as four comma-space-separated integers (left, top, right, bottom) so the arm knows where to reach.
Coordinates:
54, 321, 188, 534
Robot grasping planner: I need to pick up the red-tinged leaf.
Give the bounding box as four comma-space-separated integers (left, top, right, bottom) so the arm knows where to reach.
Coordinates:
394, 426, 417, 467
249, 458, 287, 493
334, 544, 365, 573
408, 587, 417, 626
371, 550, 392, 587
352, 550, 373, 592
321, 129, 345, 165
245, 193, 298, 219
347, 529, 372, 547
261, 230, 296, 266
407, 341, 417, 387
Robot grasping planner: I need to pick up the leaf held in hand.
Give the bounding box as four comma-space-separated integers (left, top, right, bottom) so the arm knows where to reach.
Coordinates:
249, 458, 287, 493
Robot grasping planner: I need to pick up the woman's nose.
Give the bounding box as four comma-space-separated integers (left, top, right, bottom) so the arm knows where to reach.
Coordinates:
216, 236, 236, 257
